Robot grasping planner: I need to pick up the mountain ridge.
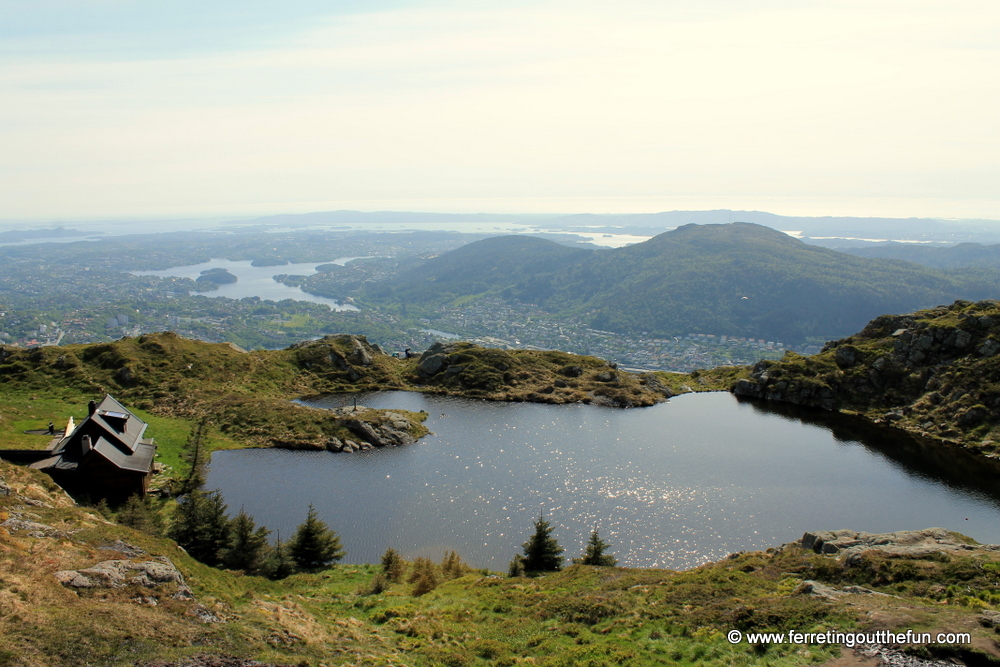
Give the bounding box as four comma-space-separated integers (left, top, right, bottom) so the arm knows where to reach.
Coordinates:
364, 223, 1000, 344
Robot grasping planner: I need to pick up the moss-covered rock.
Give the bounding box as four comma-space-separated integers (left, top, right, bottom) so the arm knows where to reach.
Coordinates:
732, 299, 1000, 455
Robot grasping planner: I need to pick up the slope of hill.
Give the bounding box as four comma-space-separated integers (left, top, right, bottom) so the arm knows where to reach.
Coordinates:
841, 241, 1000, 270
362, 234, 593, 304
364, 223, 999, 343
4, 456, 1000, 667
732, 299, 1000, 457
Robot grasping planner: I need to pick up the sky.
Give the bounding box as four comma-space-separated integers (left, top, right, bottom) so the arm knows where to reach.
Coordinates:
1, 0, 998, 223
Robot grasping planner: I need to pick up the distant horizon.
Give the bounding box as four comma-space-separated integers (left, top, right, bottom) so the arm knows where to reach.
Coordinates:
4, 205, 1000, 231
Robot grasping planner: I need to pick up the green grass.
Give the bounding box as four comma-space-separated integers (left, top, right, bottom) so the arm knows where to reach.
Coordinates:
0, 393, 88, 450
273, 314, 315, 329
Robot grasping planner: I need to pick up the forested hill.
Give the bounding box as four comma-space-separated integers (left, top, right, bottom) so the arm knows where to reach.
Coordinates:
363, 222, 1000, 344
363, 234, 594, 304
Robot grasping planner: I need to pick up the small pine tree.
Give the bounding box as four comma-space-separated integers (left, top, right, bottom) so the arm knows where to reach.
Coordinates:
261, 534, 296, 580
408, 557, 438, 596
381, 547, 405, 583
521, 512, 563, 573
116, 494, 165, 536
288, 504, 344, 571
168, 490, 231, 567
221, 509, 271, 574
575, 529, 617, 567
507, 553, 526, 578
440, 550, 468, 580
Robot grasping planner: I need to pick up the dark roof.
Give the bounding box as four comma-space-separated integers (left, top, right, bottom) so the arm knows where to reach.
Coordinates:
36, 395, 155, 477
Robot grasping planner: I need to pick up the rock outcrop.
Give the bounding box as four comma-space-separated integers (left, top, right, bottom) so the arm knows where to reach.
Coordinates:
732, 300, 1000, 455
322, 407, 420, 453
793, 528, 998, 564
55, 556, 195, 600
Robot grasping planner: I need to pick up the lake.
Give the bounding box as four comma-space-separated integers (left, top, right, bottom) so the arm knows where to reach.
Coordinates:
131, 258, 363, 310
203, 391, 1000, 571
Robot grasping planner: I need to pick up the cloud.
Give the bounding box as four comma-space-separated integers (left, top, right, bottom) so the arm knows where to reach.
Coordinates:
0, 0, 997, 219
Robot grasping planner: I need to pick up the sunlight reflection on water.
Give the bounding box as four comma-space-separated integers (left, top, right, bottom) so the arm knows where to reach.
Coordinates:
205, 392, 1000, 571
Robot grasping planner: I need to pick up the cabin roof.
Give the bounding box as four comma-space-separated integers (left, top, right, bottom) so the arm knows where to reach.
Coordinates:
36, 394, 155, 477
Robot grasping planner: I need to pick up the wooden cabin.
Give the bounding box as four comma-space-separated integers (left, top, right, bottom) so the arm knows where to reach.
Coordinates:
30, 395, 156, 502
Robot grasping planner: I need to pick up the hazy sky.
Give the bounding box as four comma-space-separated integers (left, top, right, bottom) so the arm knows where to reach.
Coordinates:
2, 0, 998, 221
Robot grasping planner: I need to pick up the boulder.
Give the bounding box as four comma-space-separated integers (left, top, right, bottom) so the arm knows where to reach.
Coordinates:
347, 338, 373, 366
834, 345, 859, 369
55, 557, 194, 600
419, 354, 447, 376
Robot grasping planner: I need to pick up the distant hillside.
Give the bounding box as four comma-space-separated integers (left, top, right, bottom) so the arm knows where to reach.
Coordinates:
364, 223, 1000, 344
841, 241, 1000, 270
363, 234, 593, 304
732, 299, 1000, 456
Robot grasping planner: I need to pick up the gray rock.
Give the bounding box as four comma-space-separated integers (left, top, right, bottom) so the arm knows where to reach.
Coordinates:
797, 528, 986, 563
980, 610, 1000, 628
55, 557, 193, 599
913, 334, 934, 352
190, 604, 223, 623
978, 339, 1000, 357
793, 580, 843, 600
347, 338, 372, 366
419, 354, 447, 375
2, 518, 62, 537
346, 419, 383, 445
834, 345, 859, 369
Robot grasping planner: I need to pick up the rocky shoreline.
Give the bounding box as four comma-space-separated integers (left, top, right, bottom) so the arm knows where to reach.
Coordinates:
732, 300, 1000, 460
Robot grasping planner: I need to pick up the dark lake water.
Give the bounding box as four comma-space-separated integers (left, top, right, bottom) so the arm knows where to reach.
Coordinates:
203, 391, 1000, 571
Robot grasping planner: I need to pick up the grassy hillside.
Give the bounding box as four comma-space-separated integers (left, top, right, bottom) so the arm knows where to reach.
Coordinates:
731, 299, 1000, 457
362, 223, 999, 343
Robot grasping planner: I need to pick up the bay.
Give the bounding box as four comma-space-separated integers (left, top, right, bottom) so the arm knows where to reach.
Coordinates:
131, 258, 363, 310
